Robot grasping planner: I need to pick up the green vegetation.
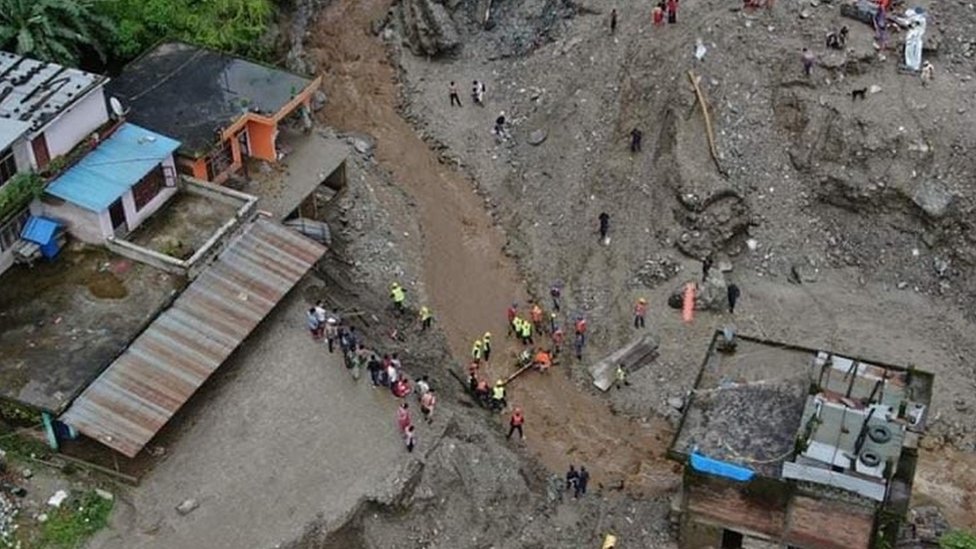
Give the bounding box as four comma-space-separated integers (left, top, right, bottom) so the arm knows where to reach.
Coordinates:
0, 172, 44, 224
0, 430, 51, 461
0, 0, 115, 65
97, 0, 275, 61
942, 531, 976, 549
23, 491, 113, 549
0, 0, 276, 67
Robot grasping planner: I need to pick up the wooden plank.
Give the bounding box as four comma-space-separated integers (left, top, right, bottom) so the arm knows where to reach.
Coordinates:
590, 334, 659, 391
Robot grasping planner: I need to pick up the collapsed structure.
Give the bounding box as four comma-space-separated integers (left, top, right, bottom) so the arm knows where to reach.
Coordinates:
669, 333, 933, 549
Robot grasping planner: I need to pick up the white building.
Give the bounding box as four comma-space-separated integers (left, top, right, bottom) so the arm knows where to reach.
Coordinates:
0, 51, 110, 272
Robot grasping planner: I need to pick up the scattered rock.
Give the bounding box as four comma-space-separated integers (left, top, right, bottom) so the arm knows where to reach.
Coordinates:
47, 490, 68, 508
527, 129, 548, 146
912, 180, 954, 219
398, 0, 461, 57
311, 90, 328, 112
353, 138, 374, 156
667, 396, 685, 411
176, 498, 199, 516
95, 489, 114, 501
933, 257, 949, 278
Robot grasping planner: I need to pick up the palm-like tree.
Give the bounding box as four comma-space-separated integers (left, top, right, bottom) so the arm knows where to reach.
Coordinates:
0, 0, 115, 66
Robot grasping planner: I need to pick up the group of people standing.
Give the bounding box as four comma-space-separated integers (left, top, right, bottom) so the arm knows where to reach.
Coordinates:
306, 296, 438, 454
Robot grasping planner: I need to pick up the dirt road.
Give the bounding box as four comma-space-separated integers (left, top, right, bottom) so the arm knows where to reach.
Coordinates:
309, 0, 675, 495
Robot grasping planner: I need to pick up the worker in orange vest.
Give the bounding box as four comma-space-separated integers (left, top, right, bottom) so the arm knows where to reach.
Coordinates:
534, 348, 552, 373
634, 298, 647, 329
530, 303, 544, 333
507, 407, 525, 440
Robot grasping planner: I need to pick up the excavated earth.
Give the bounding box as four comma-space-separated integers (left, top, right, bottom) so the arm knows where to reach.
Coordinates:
280, 0, 976, 546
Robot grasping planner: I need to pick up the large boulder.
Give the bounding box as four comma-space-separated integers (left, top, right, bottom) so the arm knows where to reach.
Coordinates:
667, 270, 729, 311
399, 0, 461, 57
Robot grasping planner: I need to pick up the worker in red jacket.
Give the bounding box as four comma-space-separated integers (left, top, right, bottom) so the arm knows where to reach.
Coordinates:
507, 407, 525, 440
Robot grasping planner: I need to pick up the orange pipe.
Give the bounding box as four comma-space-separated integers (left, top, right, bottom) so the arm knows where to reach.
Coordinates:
682, 282, 695, 323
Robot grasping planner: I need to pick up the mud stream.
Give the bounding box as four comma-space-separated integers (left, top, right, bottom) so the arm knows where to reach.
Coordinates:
309, 0, 675, 496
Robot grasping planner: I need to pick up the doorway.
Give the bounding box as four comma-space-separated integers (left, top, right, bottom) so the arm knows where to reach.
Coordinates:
31, 135, 51, 170
108, 198, 127, 234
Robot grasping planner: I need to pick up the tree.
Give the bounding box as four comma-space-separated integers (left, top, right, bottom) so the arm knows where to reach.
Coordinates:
0, 0, 115, 66
98, 0, 274, 62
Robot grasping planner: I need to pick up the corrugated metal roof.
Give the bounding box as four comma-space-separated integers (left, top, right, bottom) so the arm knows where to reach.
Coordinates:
45, 123, 180, 212
0, 51, 106, 134
0, 119, 30, 151
60, 219, 325, 457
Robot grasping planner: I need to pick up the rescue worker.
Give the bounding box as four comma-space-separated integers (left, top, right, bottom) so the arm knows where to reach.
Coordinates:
549, 312, 558, 335
476, 378, 491, 405
471, 338, 483, 364
530, 303, 544, 333
519, 317, 534, 345
419, 306, 433, 330
615, 364, 630, 389
534, 348, 552, 373
574, 315, 587, 347
512, 316, 524, 340
508, 407, 525, 440
577, 466, 590, 497
566, 465, 579, 492
482, 332, 492, 362
634, 298, 647, 329
491, 380, 507, 411
550, 284, 561, 311
390, 282, 406, 313
468, 372, 478, 393
506, 302, 518, 335
552, 324, 565, 357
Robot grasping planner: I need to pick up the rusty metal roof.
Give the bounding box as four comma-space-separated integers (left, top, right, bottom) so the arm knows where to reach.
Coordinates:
60, 219, 325, 457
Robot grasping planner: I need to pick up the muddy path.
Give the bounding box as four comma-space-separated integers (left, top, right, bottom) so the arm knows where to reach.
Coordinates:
308, 0, 675, 495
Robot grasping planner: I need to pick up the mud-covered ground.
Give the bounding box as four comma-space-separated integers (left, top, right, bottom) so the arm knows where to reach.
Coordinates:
287, 0, 976, 546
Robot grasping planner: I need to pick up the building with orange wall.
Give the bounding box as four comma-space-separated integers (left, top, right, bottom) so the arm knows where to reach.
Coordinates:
106, 42, 322, 184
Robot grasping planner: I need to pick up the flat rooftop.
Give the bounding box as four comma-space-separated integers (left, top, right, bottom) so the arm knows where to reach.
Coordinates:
126, 190, 240, 259
107, 42, 314, 158
0, 245, 184, 413
672, 333, 934, 499
671, 336, 812, 477
0, 50, 106, 134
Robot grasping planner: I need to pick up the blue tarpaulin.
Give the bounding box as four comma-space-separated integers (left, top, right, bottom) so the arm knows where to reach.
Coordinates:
690, 450, 755, 482
20, 216, 62, 259
45, 123, 180, 212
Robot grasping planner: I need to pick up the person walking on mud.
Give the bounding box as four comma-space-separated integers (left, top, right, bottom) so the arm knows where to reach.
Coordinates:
390, 282, 406, 314
404, 425, 417, 453
666, 0, 678, 24
610, 8, 618, 34
599, 212, 610, 242
396, 402, 412, 432
802, 48, 815, 77
482, 332, 492, 362
727, 283, 741, 314
550, 284, 562, 311
507, 302, 518, 336
702, 253, 714, 282
630, 128, 643, 153
419, 306, 433, 331
633, 298, 647, 329
306, 307, 320, 340
507, 407, 525, 440
576, 466, 590, 497
449, 81, 462, 107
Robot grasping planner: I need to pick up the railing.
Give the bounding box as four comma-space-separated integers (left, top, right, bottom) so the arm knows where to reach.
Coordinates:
105, 176, 258, 278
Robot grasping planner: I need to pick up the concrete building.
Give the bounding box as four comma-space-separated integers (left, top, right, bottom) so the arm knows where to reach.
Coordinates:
106, 42, 323, 184
41, 123, 180, 243
0, 51, 111, 273
668, 333, 933, 549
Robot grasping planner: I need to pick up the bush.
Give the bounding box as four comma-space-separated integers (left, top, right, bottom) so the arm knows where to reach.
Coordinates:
942, 531, 976, 549
29, 491, 114, 548
98, 0, 275, 61
0, 172, 43, 223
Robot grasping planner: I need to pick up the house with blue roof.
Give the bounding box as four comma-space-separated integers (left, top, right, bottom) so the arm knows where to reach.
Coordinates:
40, 123, 181, 243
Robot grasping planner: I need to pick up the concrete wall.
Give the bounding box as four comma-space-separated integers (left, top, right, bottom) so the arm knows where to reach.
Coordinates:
122, 157, 178, 231
37, 87, 110, 160
246, 120, 277, 162
38, 196, 109, 244
10, 137, 32, 172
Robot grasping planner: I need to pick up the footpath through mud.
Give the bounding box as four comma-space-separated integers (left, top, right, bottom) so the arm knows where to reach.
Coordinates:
309, 0, 675, 495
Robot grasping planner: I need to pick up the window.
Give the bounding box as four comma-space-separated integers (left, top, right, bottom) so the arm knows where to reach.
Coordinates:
0, 208, 30, 253
204, 140, 234, 180
0, 147, 16, 187
132, 165, 165, 211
